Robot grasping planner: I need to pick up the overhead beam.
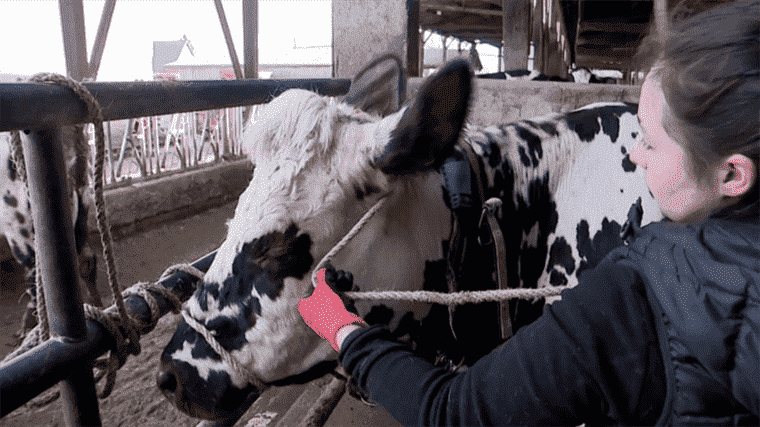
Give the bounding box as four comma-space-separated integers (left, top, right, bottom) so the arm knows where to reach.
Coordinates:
420, 1, 503, 17
578, 22, 648, 34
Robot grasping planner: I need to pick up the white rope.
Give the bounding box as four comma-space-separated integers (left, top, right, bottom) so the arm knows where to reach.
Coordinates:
344, 286, 569, 304
310, 196, 388, 290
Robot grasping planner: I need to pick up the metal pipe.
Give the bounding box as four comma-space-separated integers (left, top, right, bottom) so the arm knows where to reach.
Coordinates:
0, 251, 216, 417
22, 127, 101, 425
0, 78, 351, 132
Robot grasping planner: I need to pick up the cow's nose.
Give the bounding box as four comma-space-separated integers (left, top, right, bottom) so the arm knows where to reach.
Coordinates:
157, 368, 178, 397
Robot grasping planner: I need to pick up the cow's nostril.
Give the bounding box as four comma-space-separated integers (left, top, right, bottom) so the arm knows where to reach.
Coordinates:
157, 369, 177, 394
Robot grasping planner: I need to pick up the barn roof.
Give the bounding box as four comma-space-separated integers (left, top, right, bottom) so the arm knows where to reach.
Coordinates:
419, 0, 656, 71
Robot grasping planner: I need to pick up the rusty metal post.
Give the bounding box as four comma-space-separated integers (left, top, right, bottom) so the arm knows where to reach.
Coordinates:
22, 127, 101, 426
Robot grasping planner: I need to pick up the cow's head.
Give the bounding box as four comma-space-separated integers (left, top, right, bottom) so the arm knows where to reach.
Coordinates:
157, 59, 472, 421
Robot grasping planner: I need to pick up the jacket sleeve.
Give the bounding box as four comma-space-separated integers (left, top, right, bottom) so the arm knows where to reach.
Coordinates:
338, 261, 665, 426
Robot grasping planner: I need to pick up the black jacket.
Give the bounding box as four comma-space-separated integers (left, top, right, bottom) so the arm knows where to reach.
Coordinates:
339, 198, 759, 426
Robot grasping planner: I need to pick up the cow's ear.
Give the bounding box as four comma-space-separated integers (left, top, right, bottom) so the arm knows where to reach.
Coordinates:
343, 53, 406, 118
372, 59, 472, 176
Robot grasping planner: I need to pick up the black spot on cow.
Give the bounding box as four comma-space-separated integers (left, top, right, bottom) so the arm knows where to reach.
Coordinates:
19, 228, 29, 238
549, 269, 569, 287
514, 125, 543, 168
14, 211, 25, 224
245, 223, 313, 300
364, 304, 395, 326
7, 157, 17, 182
354, 183, 381, 201
565, 104, 634, 143
197, 283, 220, 311
622, 153, 637, 172
481, 132, 503, 168
4, 195, 18, 208
206, 313, 252, 351
575, 218, 625, 281
546, 236, 576, 277
11, 241, 34, 269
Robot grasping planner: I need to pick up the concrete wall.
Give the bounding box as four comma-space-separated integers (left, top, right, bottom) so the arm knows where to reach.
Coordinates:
408, 77, 641, 127
332, 0, 408, 79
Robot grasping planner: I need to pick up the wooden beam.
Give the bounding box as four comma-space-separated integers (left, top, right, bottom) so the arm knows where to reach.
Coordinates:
214, 0, 244, 80
243, 0, 258, 79
655, 0, 668, 42
88, 0, 116, 80
407, 0, 421, 77
501, 0, 530, 70
58, 0, 89, 80
577, 22, 648, 34
421, 1, 503, 17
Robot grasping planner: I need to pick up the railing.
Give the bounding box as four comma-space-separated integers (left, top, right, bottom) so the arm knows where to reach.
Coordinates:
0, 77, 351, 425
92, 106, 253, 185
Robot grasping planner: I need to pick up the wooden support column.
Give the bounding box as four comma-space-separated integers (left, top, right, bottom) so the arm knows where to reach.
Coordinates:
531, 0, 544, 72
407, 0, 420, 77
502, 0, 530, 70
58, 0, 89, 80
655, 0, 669, 43
243, 0, 258, 79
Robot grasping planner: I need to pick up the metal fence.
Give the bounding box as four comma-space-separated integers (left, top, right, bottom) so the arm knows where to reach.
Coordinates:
93, 106, 254, 185
0, 77, 351, 425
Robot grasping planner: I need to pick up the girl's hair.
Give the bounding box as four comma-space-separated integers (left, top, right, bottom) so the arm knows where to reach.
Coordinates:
634, 0, 759, 197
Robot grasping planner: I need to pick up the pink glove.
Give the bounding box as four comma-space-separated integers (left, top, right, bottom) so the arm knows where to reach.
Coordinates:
298, 268, 366, 351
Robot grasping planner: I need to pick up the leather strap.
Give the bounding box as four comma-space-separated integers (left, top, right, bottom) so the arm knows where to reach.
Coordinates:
452, 143, 513, 341
479, 198, 512, 340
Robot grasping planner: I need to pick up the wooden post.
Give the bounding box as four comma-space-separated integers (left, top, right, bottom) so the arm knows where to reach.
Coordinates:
501, 0, 530, 70
655, 0, 669, 44
58, 0, 90, 81
407, 0, 420, 77
243, 0, 258, 79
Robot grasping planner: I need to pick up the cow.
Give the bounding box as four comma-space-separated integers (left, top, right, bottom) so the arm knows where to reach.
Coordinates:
477, 69, 573, 82
157, 58, 661, 422
1, 126, 102, 343
571, 67, 618, 84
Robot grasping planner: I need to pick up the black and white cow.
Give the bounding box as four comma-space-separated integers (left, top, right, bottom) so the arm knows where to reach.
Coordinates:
571, 67, 618, 84
478, 69, 573, 82
157, 59, 661, 421
0, 127, 101, 341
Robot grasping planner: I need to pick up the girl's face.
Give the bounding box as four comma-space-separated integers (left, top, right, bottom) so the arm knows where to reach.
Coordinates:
630, 75, 724, 224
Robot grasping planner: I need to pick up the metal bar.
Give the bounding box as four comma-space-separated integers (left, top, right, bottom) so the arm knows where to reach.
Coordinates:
214, 0, 245, 81
58, 0, 90, 81
22, 127, 101, 426
0, 78, 351, 132
243, 0, 259, 79
88, 0, 117, 80
0, 251, 216, 417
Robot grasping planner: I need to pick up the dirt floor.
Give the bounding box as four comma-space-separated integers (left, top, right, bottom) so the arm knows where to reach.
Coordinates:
0, 202, 401, 427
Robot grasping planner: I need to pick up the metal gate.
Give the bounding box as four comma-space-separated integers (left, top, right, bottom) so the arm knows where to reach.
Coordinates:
0, 77, 350, 425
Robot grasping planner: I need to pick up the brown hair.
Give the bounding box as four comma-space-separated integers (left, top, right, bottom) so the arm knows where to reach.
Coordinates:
634, 0, 759, 195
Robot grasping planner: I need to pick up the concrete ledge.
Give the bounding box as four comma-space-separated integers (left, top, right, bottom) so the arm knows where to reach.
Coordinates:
85, 159, 254, 240
408, 77, 641, 126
